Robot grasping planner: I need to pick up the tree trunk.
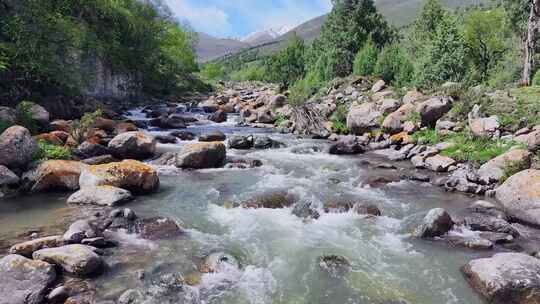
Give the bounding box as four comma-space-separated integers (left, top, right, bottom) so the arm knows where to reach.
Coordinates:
523, 0, 540, 85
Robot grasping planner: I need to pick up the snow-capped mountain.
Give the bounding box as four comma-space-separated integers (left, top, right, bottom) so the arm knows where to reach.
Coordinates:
241, 26, 293, 45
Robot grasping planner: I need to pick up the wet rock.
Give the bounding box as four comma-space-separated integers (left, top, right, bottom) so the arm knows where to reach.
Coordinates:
175, 142, 226, 169
318, 255, 351, 277
81, 237, 116, 248
47, 286, 69, 304
478, 231, 514, 244
170, 130, 195, 141
79, 160, 159, 194
224, 156, 263, 169
81, 155, 118, 165
416, 97, 452, 127
9, 235, 63, 257
108, 131, 156, 160
114, 122, 138, 134
292, 201, 320, 219
424, 155, 456, 172
241, 191, 297, 209
0, 254, 57, 304
151, 152, 176, 166
208, 110, 227, 123
495, 169, 540, 226
152, 114, 187, 129
447, 235, 494, 250
409, 172, 430, 182
24, 160, 86, 192
329, 136, 365, 155
199, 131, 226, 142
63, 219, 102, 243
0, 106, 16, 124
466, 200, 508, 220
0, 126, 38, 169
414, 208, 454, 238
323, 201, 381, 216
74, 141, 110, 159
154, 134, 177, 144
33, 244, 104, 277
0, 164, 20, 186
462, 253, 540, 304
477, 149, 532, 184
347, 102, 382, 135
135, 217, 184, 240
253, 136, 283, 149
118, 289, 144, 304
463, 214, 520, 237
229, 135, 253, 149
199, 252, 240, 273
67, 186, 133, 207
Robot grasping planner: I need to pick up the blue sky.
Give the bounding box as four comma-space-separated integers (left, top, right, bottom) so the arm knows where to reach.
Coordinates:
165, 0, 332, 38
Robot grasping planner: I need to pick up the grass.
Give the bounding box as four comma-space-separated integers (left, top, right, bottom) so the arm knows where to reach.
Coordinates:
33, 140, 72, 162
413, 128, 520, 166
274, 114, 287, 127
330, 104, 349, 134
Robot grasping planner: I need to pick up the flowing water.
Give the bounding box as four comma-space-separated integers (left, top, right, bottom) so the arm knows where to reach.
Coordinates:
0, 106, 490, 304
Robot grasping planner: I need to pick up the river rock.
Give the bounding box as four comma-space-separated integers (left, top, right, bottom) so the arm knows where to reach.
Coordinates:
0, 164, 19, 186
93, 117, 115, 132
154, 134, 177, 144
469, 116, 500, 138
371, 79, 386, 93
152, 114, 187, 129
416, 97, 452, 127
463, 214, 519, 237
33, 244, 104, 276
477, 149, 532, 184
462, 253, 540, 304
135, 217, 184, 240
81, 154, 118, 165
0, 126, 38, 169
292, 201, 320, 219
0, 254, 57, 304
516, 129, 540, 151
199, 131, 226, 142
118, 289, 144, 304
382, 103, 416, 134
9, 235, 63, 257
414, 208, 454, 238
424, 155, 456, 172
253, 136, 282, 149
108, 131, 156, 160
63, 219, 102, 243
208, 110, 227, 123
241, 190, 297, 209
495, 169, 540, 226
175, 142, 226, 169
79, 160, 159, 194
329, 136, 365, 155
49, 119, 71, 132
199, 252, 240, 273
74, 141, 111, 159
170, 130, 195, 141
318, 255, 351, 277
229, 135, 253, 149
346, 102, 382, 135
114, 122, 138, 134
67, 186, 133, 206
24, 160, 86, 192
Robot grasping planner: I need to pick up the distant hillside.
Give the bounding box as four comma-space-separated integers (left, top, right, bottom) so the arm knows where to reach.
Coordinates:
241, 26, 293, 45
195, 32, 249, 62
203, 0, 488, 63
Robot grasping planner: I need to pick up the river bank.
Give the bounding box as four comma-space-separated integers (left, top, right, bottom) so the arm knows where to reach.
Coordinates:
1, 80, 540, 303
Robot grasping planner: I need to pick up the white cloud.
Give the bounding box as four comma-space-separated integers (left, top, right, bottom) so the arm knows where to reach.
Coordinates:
165, 0, 232, 36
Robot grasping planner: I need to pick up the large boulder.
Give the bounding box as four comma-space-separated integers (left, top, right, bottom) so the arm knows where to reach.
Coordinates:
478, 149, 532, 184
469, 117, 500, 138
346, 103, 382, 135
17, 102, 50, 127
79, 160, 159, 194
413, 208, 454, 238
0, 106, 16, 124
199, 131, 226, 142
229, 135, 253, 149
516, 129, 540, 151
208, 110, 227, 123
381, 103, 416, 134
0, 164, 20, 186
329, 136, 365, 155
108, 131, 156, 160
24, 160, 85, 192
175, 142, 226, 169
9, 235, 63, 257
152, 115, 187, 129
416, 97, 452, 127
74, 141, 110, 159
424, 155, 457, 172
0, 126, 38, 169
67, 186, 133, 206
495, 169, 540, 226
33, 244, 104, 277
462, 253, 540, 304
0, 254, 57, 304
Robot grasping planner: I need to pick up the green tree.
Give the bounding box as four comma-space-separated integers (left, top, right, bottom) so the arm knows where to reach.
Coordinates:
306, 0, 396, 81
374, 44, 413, 85
265, 34, 306, 89
463, 9, 511, 81
353, 38, 379, 76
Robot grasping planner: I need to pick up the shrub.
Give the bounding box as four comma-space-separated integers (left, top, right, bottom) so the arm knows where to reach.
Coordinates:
533, 70, 540, 86
16, 101, 38, 134
288, 72, 324, 106
330, 104, 349, 134
33, 140, 72, 161
70, 109, 103, 144
200, 63, 225, 80
230, 65, 266, 82
412, 128, 440, 145
374, 44, 414, 86
275, 114, 287, 127
353, 39, 379, 76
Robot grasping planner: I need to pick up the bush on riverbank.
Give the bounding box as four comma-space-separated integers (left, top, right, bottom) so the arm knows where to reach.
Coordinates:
33, 140, 72, 162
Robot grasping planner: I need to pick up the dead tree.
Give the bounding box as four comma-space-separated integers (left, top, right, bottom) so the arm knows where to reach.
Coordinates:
291, 103, 329, 137
523, 0, 540, 85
